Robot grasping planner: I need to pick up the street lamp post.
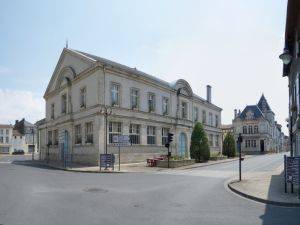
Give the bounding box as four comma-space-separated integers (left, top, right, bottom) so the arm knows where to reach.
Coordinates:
31, 128, 35, 161
100, 106, 112, 169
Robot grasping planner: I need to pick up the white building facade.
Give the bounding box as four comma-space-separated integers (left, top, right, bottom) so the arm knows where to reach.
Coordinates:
233, 95, 284, 153
37, 48, 222, 165
0, 125, 13, 154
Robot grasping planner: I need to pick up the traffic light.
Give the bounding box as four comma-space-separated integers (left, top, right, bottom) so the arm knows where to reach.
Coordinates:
167, 133, 174, 143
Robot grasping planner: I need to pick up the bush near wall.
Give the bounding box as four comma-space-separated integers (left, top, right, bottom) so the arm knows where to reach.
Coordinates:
223, 132, 236, 158
190, 122, 210, 162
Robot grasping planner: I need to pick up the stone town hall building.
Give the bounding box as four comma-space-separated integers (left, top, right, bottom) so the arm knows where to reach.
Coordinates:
233, 95, 284, 153
37, 48, 222, 165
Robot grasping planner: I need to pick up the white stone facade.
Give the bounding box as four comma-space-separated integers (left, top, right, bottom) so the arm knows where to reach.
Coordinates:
0, 125, 13, 153
37, 48, 222, 165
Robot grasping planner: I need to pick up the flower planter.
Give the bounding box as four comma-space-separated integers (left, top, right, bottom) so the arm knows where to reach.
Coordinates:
156, 159, 195, 168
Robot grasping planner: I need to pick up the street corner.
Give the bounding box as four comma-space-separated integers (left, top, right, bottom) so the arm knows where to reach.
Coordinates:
226, 172, 300, 207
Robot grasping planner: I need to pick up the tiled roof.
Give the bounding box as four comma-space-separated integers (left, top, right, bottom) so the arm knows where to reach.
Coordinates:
0, 124, 13, 129
257, 94, 271, 112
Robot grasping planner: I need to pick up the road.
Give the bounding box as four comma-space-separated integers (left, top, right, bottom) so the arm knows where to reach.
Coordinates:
0, 153, 299, 225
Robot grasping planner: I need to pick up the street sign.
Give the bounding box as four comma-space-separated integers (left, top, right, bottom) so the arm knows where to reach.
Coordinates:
112, 135, 131, 147
100, 154, 115, 170
284, 155, 300, 198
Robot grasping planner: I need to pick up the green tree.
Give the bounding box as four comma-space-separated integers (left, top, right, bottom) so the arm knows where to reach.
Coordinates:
223, 132, 236, 158
190, 122, 210, 162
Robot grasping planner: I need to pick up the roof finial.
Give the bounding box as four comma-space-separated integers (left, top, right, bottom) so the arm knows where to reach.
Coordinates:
65, 38, 69, 49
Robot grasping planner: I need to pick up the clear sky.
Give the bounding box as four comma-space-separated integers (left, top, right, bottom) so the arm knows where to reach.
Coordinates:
0, 0, 288, 133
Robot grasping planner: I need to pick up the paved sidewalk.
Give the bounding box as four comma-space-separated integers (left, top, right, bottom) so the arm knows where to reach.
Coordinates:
228, 164, 300, 207
29, 156, 251, 173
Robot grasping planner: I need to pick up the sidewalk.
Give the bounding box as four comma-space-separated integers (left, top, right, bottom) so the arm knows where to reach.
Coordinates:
228, 165, 300, 207
29, 156, 251, 173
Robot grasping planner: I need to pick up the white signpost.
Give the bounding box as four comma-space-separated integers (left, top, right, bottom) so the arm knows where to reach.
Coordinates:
112, 135, 131, 171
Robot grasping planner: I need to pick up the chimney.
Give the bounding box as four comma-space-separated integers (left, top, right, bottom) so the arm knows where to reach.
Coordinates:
206, 85, 212, 103
234, 109, 237, 118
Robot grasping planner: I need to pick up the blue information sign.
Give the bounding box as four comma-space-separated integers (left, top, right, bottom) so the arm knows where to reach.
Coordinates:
100, 154, 115, 170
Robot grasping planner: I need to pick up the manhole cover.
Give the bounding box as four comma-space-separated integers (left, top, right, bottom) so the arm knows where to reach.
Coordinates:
83, 188, 108, 193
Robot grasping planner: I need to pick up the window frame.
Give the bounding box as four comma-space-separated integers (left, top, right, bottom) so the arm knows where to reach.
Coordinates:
130, 88, 140, 110
181, 101, 188, 119
147, 126, 156, 145
162, 97, 169, 115
75, 124, 82, 144
148, 93, 156, 113
85, 122, 93, 144
193, 107, 199, 122
129, 124, 140, 145
80, 87, 87, 108
110, 83, 120, 107
108, 122, 122, 144
162, 128, 170, 146
61, 93, 67, 114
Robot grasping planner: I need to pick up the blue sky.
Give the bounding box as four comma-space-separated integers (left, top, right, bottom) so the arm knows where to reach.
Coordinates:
0, 0, 288, 132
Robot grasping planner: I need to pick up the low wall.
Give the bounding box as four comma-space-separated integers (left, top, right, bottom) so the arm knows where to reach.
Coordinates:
156, 159, 195, 168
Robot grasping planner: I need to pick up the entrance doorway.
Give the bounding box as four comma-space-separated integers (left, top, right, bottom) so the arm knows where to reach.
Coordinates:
260, 140, 265, 152
178, 132, 187, 157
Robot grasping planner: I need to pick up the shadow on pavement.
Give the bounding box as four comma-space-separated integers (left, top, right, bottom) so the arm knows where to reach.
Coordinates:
260, 172, 300, 225
11, 160, 62, 171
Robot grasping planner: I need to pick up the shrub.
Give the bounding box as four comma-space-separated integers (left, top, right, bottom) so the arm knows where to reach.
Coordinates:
190, 122, 210, 162
223, 132, 236, 158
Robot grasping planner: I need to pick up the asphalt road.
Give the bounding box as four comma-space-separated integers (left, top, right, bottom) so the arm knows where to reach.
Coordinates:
0, 153, 299, 225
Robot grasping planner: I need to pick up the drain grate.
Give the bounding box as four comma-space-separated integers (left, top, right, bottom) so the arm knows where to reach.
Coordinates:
83, 187, 108, 193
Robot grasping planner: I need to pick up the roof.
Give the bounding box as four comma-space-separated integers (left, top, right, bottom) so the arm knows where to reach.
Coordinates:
221, 124, 233, 129
257, 94, 271, 112
69, 49, 222, 111
0, 124, 13, 129
238, 105, 264, 120
12, 130, 22, 136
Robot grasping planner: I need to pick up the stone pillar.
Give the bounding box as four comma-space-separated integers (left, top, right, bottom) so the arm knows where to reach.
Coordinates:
156, 127, 162, 146
141, 125, 147, 145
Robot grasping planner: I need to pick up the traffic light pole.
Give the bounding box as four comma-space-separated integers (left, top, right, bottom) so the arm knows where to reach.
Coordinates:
237, 133, 243, 181
168, 145, 170, 168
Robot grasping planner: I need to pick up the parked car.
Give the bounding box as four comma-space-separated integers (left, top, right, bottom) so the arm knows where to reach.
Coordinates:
12, 149, 24, 155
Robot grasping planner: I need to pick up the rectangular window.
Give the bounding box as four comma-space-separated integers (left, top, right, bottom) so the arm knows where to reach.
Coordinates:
109, 122, 122, 144
80, 87, 86, 108
0, 129, 3, 135
215, 115, 219, 127
162, 128, 170, 145
147, 126, 156, 145
182, 102, 188, 119
75, 125, 82, 144
209, 134, 213, 146
6, 129, 9, 135
85, 122, 93, 144
243, 126, 247, 134
61, 94, 67, 114
111, 83, 120, 106
129, 124, 140, 144
209, 113, 213, 126
0, 137, 3, 143
162, 97, 169, 115
51, 103, 55, 119
148, 93, 156, 112
254, 125, 258, 133
215, 135, 219, 147
53, 130, 58, 145
202, 110, 206, 124
251, 140, 256, 148
5, 137, 9, 143
248, 125, 253, 134
130, 88, 139, 110
48, 131, 52, 146
193, 107, 199, 122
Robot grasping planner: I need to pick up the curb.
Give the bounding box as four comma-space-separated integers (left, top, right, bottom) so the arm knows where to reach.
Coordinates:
180, 155, 254, 170
227, 179, 300, 208
18, 161, 124, 174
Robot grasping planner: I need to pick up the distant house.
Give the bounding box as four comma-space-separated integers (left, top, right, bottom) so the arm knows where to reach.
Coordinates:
233, 95, 284, 153
0, 124, 13, 154
221, 124, 234, 140
11, 130, 26, 153
13, 119, 37, 153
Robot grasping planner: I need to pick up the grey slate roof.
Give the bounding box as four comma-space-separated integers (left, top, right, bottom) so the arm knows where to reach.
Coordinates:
257, 94, 271, 112
238, 105, 264, 120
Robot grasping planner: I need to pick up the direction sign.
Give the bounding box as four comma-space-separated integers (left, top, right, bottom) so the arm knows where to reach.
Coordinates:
112, 135, 131, 147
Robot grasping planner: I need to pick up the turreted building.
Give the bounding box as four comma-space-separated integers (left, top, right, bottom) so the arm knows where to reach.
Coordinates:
233, 95, 284, 153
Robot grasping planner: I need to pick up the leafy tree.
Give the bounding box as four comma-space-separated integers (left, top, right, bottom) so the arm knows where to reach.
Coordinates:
223, 132, 236, 158
190, 122, 210, 162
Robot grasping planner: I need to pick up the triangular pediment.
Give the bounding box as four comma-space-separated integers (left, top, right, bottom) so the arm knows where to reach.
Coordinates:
44, 48, 96, 98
